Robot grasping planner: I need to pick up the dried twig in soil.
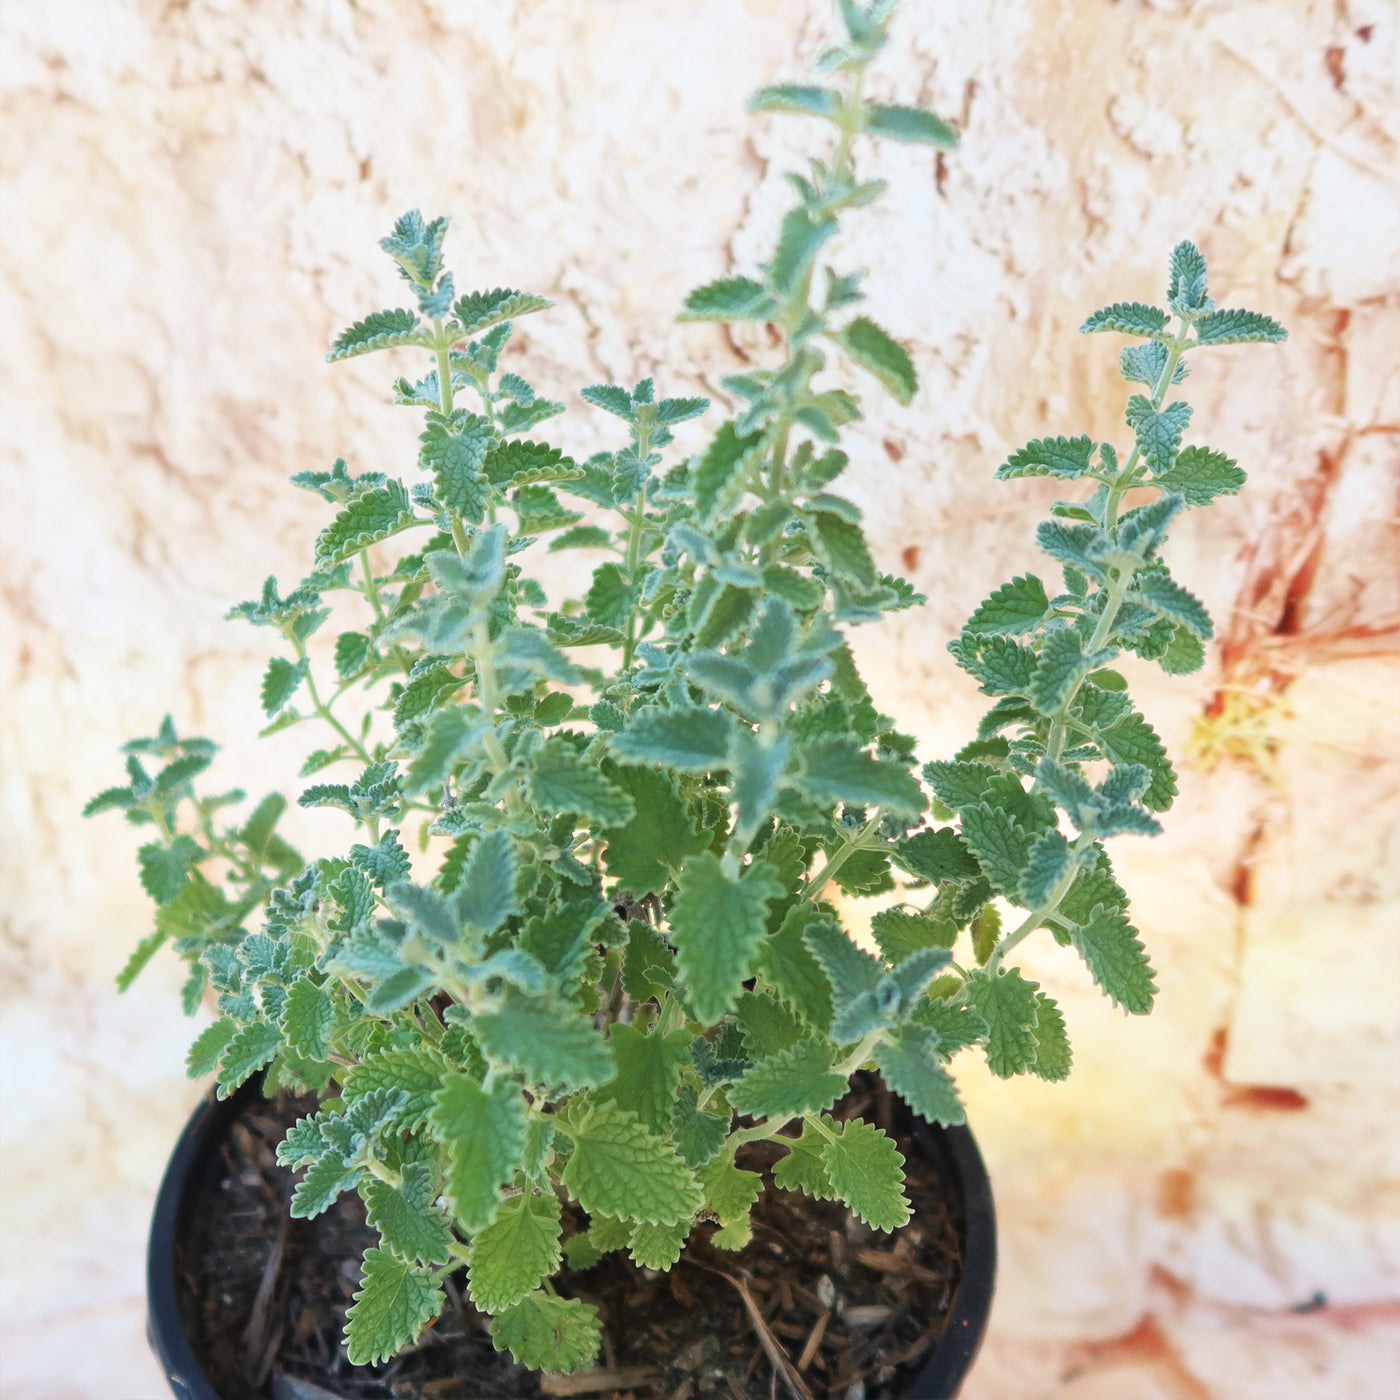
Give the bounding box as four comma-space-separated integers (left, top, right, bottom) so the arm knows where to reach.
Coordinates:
539, 1365, 661, 1396
686, 1263, 816, 1400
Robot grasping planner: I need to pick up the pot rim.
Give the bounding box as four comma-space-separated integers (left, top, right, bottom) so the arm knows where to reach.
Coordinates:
148, 1078, 995, 1400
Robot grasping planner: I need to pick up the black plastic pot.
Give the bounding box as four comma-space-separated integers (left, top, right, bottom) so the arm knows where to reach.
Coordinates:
148, 1078, 995, 1400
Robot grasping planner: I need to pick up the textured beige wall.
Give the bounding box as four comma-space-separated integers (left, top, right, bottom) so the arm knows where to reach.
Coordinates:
2, 1, 1398, 1396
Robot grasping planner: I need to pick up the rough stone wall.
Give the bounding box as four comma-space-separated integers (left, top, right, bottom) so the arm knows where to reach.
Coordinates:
1, 1, 1397, 1395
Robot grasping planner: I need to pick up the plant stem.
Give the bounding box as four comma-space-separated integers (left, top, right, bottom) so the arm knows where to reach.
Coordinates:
800, 815, 879, 898
298, 649, 372, 763
984, 830, 1094, 975
363, 1156, 403, 1189
1042, 323, 1189, 765
360, 549, 385, 621
434, 320, 454, 416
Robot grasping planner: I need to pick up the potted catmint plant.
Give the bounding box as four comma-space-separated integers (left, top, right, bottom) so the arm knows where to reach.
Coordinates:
88, 2, 1286, 1397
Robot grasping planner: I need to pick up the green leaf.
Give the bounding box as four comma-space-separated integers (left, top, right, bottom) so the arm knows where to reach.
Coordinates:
611, 707, 734, 773
467, 1190, 563, 1312
732, 989, 806, 1060
1029, 992, 1072, 1081
380, 210, 448, 286
870, 908, 957, 963
769, 209, 836, 297
952, 634, 1037, 695
482, 438, 581, 489
1068, 904, 1156, 1013
694, 421, 761, 520
1080, 302, 1169, 337
772, 1118, 837, 1200
452, 288, 553, 338
629, 1217, 691, 1270
1034, 522, 1106, 585
1130, 572, 1213, 640
965, 575, 1049, 635
345, 1246, 444, 1366
344, 1050, 449, 1131
186, 1018, 235, 1078
957, 802, 1030, 898
596, 1023, 693, 1134
429, 1074, 527, 1231
393, 665, 464, 730
419, 416, 495, 521
499, 627, 580, 687
364, 1161, 454, 1266
863, 103, 957, 147
216, 1019, 282, 1097
1119, 340, 1185, 388
1159, 625, 1206, 675
1095, 709, 1176, 811
138, 835, 201, 905
875, 1025, 965, 1126
260, 656, 308, 716
963, 967, 1040, 1078
728, 1037, 848, 1121
669, 854, 783, 1024
795, 736, 925, 817
280, 977, 334, 1062
291, 1154, 362, 1218
828, 846, 893, 897
583, 561, 637, 628
838, 317, 917, 405
474, 990, 614, 1092
527, 737, 635, 827
671, 1081, 730, 1169
822, 1119, 911, 1231
1167, 240, 1209, 312
561, 1100, 703, 1225
910, 995, 988, 1059
328, 308, 422, 361
489, 1292, 601, 1373
802, 915, 881, 1008
971, 903, 1000, 964
996, 434, 1096, 481
601, 768, 709, 900
655, 394, 710, 426
1192, 307, 1287, 346
757, 903, 834, 1030
531, 691, 576, 726
334, 630, 372, 680
622, 919, 674, 1002
453, 829, 519, 934
351, 829, 412, 889
1125, 396, 1192, 474
314, 481, 417, 567
1029, 628, 1093, 715
750, 83, 842, 118
1019, 829, 1073, 907
548, 524, 613, 552
580, 383, 635, 422
84, 784, 137, 817
810, 511, 876, 586
699, 1155, 762, 1225
680, 276, 779, 322
892, 826, 980, 883
1151, 444, 1245, 505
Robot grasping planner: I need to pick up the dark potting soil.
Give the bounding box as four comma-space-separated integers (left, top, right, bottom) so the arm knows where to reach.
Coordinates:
179, 1078, 964, 1400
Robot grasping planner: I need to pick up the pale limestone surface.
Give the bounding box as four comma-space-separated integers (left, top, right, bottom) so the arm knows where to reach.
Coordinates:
2, 1, 1398, 1397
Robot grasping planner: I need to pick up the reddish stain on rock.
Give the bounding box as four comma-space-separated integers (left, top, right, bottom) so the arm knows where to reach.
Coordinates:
1063, 1314, 1213, 1400
1155, 1169, 1197, 1221
1222, 1084, 1310, 1112
1203, 1026, 1229, 1078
